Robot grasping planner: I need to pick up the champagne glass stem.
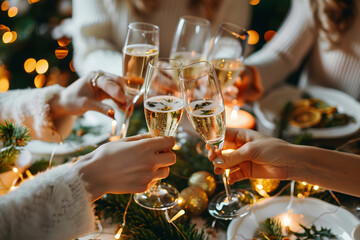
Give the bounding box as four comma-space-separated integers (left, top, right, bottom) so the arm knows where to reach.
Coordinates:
118, 98, 135, 138
222, 169, 232, 201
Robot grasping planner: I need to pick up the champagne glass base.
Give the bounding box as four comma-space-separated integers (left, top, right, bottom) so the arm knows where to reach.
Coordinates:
134, 182, 179, 210
208, 189, 255, 220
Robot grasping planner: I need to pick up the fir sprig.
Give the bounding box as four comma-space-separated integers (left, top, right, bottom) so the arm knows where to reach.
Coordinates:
259, 218, 283, 240
0, 121, 31, 172
95, 194, 206, 240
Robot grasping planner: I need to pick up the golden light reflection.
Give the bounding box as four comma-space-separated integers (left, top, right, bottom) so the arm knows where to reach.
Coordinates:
0, 77, 10, 92
249, 0, 260, 6
34, 74, 46, 88
2, 31, 12, 43
247, 30, 259, 45
0, 24, 10, 32
264, 30, 276, 42
35, 59, 49, 74
8, 7, 18, 17
69, 60, 75, 72
55, 47, 68, 59
9, 31, 17, 43
1, 1, 10, 11
57, 37, 71, 47
28, 0, 40, 4
24, 58, 37, 73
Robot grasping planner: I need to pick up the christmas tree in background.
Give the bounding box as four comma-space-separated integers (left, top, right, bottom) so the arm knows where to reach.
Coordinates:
0, 0, 76, 92
0, 0, 290, 93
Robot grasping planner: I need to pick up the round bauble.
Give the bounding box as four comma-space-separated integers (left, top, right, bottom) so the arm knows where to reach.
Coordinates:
179, 187, 208, 217
188, 171, 216, 197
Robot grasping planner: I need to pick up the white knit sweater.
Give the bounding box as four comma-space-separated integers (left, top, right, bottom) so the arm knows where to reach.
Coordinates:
0, 85, 75, 142
0, 164, 95, 240
70, 0, 251, 77
0, 86, 94, 239
245, 0, 360, 101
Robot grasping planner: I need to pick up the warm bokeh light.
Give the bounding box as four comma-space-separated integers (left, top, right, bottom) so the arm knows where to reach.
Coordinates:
69, 60, 75, 72
264, 30, 276, 42
9, 31, 17, 43
2, 31, 12, 43
57, 36, 71, 47
249, 0, 260, 5
1, 1, 10, 11
55, 47, 69, 59
0, 24, 10, 32
0, 77, 10, 92
34, 74, 46, 88
35, 59, 49, 74
24, 58, 37, 73
28, 0, 40, 4
8, 7, 18, 17
247, 30, 259, 45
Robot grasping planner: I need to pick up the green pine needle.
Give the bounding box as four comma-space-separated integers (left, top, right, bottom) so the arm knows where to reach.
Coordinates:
259, 218, 283, 240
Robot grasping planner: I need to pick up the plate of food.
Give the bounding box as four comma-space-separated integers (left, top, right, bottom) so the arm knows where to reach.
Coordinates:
26, 111, 113, 156
227, 196, 360, 240
254, 85, 360, 138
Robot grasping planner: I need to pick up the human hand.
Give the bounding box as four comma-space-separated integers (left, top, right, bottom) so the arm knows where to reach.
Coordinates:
208, 128, 290, 184
223, 66, 263, 106
73, 134, 176, 201
49, 71, 126, 119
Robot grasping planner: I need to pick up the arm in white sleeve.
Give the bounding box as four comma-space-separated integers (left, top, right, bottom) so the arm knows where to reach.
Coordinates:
0, 85, 75, 142
245, 0, 316, 92
0, 164, 95, 240
71, 0, 123, 77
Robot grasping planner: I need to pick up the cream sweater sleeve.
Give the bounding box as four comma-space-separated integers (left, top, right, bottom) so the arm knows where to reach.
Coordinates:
0, 85, 76, 142
245, 0, 316, 92
71, 0, 123, 77
0, 164, 95, 240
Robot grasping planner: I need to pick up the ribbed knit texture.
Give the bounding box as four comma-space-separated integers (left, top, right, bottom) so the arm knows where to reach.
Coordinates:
0, 164, 95, 240
246, 0, 360, 101
0, 85, 75, 142
70, 0, 251, 77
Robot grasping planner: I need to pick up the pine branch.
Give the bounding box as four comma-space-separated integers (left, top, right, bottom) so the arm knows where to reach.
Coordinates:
0, 121, 31, 172
259, 218, 283, 240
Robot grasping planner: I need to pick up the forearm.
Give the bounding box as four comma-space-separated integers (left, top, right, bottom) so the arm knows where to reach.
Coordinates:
0, 164, 94, 239
288, 144, 360, 197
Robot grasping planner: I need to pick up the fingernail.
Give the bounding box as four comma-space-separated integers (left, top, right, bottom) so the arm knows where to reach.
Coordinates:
214, 158, 224, 165
107, 109, 115, 119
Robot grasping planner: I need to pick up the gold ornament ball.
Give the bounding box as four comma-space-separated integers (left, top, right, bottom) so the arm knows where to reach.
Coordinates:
188, 171, 217, 197
179, 187, 208, 217
250, 178, 280, 193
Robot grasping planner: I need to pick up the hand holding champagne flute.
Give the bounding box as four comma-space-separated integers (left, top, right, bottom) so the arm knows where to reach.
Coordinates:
179, 61, 254, 220
118, 22, 159, 138
134, 58, 183, 210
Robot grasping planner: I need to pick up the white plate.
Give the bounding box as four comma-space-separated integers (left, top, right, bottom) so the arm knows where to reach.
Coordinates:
26, 111, 113, 156
254, 85, 360, 138
227, 196, 360, 240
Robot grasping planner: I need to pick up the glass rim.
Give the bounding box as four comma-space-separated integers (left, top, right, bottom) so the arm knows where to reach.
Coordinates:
219, 22, 248, 38
149, 58, 183, 70
179, 15, 210, 27
128, 22, 160, 32
179, 60, 214, 82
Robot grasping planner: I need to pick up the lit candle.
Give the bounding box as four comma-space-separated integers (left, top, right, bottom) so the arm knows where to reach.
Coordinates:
111, 120, 117, 136
225, 106, 256, 129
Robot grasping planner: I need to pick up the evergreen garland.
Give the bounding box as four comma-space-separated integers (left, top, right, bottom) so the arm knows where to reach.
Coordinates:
0, 121, 31, 172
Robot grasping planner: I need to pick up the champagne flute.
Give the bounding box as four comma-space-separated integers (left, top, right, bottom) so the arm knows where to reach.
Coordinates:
208, 22, 248, 89
170, 15, 211, 66
117, 22, 160, 138
134, 58, 183, 210
179, 61, 255, 220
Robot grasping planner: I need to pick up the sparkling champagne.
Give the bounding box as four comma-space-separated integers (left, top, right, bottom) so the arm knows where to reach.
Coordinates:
144, 95, 184, 137
123, 44, 159, 97
170, 51, 206, 66
188, 99, 225, 146
212, 58, 244, 87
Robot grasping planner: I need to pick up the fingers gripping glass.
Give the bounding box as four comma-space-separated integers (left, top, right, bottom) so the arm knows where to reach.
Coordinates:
179, 61, 254, 220
117, 22, 160, 138
134, 58, 183, 210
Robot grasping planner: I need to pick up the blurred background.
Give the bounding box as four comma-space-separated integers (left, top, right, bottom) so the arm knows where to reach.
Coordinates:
0, 0, 290, 92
